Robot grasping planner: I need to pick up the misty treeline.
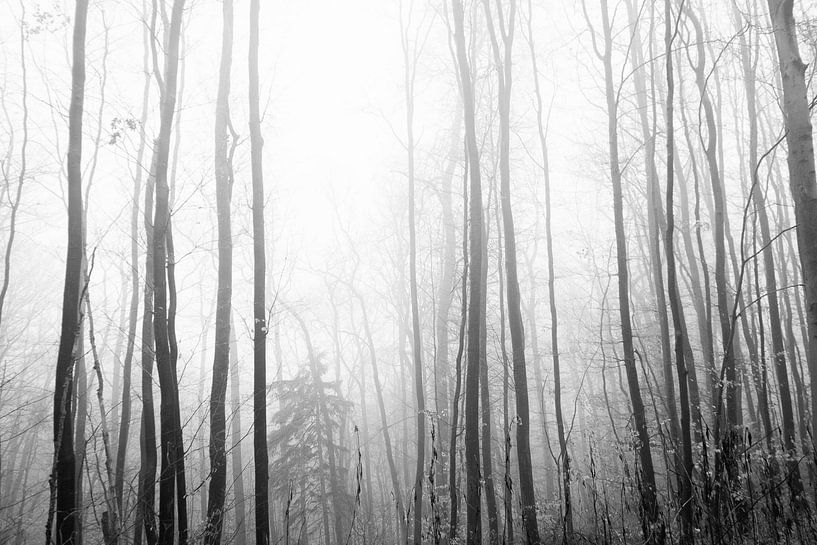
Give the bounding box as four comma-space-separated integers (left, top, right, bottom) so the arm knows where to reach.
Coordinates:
1, 0, 817, 544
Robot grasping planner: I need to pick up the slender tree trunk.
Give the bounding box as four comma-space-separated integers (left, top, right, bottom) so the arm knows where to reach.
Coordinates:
87, 294, 121, 544
400, 10, 426, 540
228, 320, 247, 545
354, 288, 408, 543
136, 154, 158, 545
448, 154, 468, 542
685, 5, 737, 432
204, 0, 235, 541
51, 2, 88, 543
0, 0, 28, 335
594, 1, 664, 542
478, 213, 499, 544
451, 2, 488, 542
150, 1, 186, 543
624, 0, 680, 457
116, 8, 151, 524
480, 2, 541, 542
434, 110, 460, 501
248, 0, 271, 542
496, 193, 514, 545
525, 0, 571, 534
663, 2, 694, 540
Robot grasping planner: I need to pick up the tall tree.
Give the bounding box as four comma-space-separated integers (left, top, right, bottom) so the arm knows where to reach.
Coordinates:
50, 1, 89, 543
450, 1, 486, 543
116, 2, 152, 522
663, 0, 694, 540
248, 0, 271, 541
204, 0, 235, 541
524, 0, 571, 535
765, 0, 817, 478
399, 4, 426, 541
150, 1, 187, 543
482, 1, 542, 542
684, 5, 737, 429
588, 0, 665, 541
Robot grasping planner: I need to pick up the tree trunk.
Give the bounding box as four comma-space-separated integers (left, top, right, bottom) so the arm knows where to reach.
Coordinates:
150, 1, 186, 543
451, 2, 488, 543
525, 0, 571, 534
228, 320, 247, 545
766, 0, 817, 495
495, 194, 514, 545
596, 1, 664, 542
205, 0, 235, 541
354, 287, 408, 543
448, 154, 468, 542
248, 0, 271, 542
434, 109, 460, 500
116, 9, 151, 524
663, 2, 694, 539
400, 12, 426, 540
478, 212, 499, 544
136, 154, 158, 545
51, 1, 88, 543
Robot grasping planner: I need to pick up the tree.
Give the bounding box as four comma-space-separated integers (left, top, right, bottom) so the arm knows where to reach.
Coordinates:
399, 4, 426, 541
524, 0, 572, 535
663, 0, 694, 539
149, 1, 187, 543
765, 0, 817, 487
249, 0, 271, 542
586, 0, 665, 541
270, 362, 352, 544
50, 1, 88, 544
204, 0, 235, 541
450, 1, 486, 543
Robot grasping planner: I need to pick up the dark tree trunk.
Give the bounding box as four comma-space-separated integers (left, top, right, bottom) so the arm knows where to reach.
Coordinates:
150, 1, 186, 543
766, 0, 817, 499
451, 2, 488, 543
204, 0, 235, 542
495, 195, 514, 545
663, 2, 694, 539
136, 154, 158, 545
448, 154, 469, 542
51, 1, 88, 543
249, 0, 271, 542
595, 1, 664, 542
478, 215, 499, 544
481, 2, 541, 543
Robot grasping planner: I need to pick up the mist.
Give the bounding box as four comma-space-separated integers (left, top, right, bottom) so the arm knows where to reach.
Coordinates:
2, 0, 817, 544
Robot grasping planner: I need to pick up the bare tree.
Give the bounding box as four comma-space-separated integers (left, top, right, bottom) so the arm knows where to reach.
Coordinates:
765, 0, 817, 487
49, 1, 89, 544
248, 0, 271, 541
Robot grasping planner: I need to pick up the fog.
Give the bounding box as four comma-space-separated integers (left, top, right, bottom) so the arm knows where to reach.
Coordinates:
2, 0, 817, 544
